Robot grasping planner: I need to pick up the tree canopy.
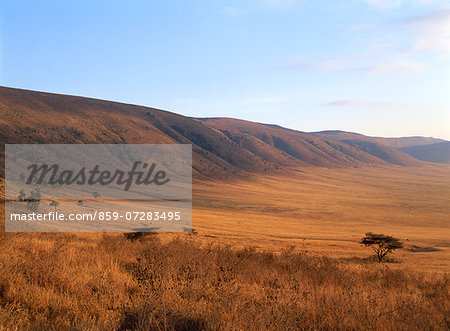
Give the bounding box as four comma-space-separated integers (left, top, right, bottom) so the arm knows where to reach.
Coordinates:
360, 232, 403, 262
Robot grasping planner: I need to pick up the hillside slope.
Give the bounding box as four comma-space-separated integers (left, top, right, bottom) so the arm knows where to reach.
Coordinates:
312, 130, 448, 163
399, 142, 450, 164
199, 118, 421, 167
312, 130, 445, 149
0, 87, 424, 179
0, 87, 275, 178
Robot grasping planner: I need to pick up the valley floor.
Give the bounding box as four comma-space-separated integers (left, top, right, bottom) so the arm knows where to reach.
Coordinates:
0, 164, 449, 329
190, 164, 450, 273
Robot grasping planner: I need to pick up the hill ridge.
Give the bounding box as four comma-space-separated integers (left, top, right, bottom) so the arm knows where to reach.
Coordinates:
1, 86, 444, 180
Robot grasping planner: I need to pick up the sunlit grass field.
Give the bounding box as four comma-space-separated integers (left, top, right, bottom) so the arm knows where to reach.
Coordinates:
0, 233, 448, 330
0, 164, 449, 329
192, 164, 450, 272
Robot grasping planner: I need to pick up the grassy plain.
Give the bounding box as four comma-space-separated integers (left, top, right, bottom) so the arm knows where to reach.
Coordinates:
0, 164, 449, 329
0, 232, 448, 330
190, 164, 450, 273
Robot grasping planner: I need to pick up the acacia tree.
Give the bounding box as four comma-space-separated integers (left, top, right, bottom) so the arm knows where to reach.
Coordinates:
26, 189, 41, 212
50, 200, 60, 212
18, 189, 27, 201
360, 232, 403, 262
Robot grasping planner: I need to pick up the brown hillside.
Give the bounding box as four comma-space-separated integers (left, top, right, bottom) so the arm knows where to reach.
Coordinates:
0, 87, 423, 179
400, 141, 450, 164
312, 130, 446, 149
199, 118, 421, 166
312, 130, 447, 164
0, 87, 275, 179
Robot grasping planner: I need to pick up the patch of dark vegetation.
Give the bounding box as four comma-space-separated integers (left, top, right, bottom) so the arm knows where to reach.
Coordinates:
123, 232, 157, 241
410, 245, 440, 252
118, 305, 208, 331
339, 255, 402, 264
341, 139, 405, 165
272, 136, 301, 159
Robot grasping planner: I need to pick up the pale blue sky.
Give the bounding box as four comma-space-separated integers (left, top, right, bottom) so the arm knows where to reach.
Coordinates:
1, 0, 449, 139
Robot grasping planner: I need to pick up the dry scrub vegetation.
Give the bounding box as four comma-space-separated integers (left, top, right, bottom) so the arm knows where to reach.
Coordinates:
0, 233, 448, 330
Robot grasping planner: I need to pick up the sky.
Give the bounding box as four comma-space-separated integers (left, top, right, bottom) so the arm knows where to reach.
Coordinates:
1, 0, 449, 139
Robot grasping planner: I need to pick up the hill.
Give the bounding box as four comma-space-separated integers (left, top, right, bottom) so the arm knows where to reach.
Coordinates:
399, 141, 450, 164
0, 86, 427, 179
312, 130, 445, 149
0, 87, 274, 178
312, 130, 447, 163
199, 118, 421, 167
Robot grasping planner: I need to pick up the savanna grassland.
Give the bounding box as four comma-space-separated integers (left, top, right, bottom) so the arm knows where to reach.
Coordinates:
0, 164, 449, 330
0, 232, 448, 330
192, 164, 450, 272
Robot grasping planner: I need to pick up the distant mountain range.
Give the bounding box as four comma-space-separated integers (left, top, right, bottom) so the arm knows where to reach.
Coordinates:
0, 86, 448, 179
311, 130, 445, 149
310, 130, 448, 164
399, 142, 450, 164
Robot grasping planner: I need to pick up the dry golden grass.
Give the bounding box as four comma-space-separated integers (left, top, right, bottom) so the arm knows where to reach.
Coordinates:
0, 164, 449, 329
191, 164, 450, 273
0, 233, 448, 330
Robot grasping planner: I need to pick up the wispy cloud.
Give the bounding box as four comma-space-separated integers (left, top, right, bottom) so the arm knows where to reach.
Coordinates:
324, 100, 399, 108
266, 52, 431, 76
266, 7, 448, 76
398, 9, 450, 56
368, 61, 428, 74
361, 0, 448, 10
399, 8, 450, 28
359, 9, 450, 73
325, 100, 366, 107
413, 38, 450, 54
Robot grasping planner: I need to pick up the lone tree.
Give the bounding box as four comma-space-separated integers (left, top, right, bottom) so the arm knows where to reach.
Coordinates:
18, 189, 27, 202
360, 232, 403, 262
50, 200, 60, 212
26, 189, 41, 212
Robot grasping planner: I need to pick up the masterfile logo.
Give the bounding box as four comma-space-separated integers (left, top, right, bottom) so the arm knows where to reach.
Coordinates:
5, 144, 192, 232
26, 160, 171, 191
6, 144, 191, 200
